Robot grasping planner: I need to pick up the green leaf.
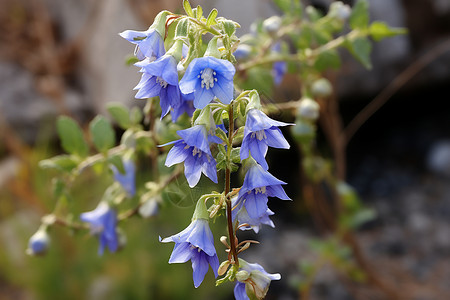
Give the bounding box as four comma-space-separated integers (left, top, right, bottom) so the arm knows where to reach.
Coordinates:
107, 154, 125, 174
107, 103, 131, 129
39, 155, 79, 172
274, 0, 291, 12
125, 55, 139, 66
57, 116, 89, 157
345, 37, 372, 69
183, 0, 194, 17
222, 20, 236, 37
275, 0, 302, 15
130, 106, 143, 125
206, 9, 218, 27
314, 49, 341, 71
231, 147, 241, 164
349, 0, 369, 30
89, 116, 115, 153
195, 5, 203, 20
369, 21, 407, 41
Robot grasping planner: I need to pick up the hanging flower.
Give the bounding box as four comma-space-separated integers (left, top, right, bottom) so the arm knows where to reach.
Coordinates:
119, 28, 165, 60
110, 158, 136, 197
179, 56, 235, 109
164, 125, 218, 187
160, 200, 219, 288
231, 196, 275, 233
241, 108, 291, 170
234, 259, 281, 300
234, 163, 290, 221
134, 54, 181, 118
271, 42, 287, 86
80, 202, 118, 255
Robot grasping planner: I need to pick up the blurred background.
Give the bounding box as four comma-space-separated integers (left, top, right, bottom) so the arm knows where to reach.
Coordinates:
1, 0, 450, 299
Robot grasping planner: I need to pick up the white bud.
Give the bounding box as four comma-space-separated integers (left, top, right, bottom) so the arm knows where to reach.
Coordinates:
26, 228, 50, 256
263, 16, 282, 33
329, 2, 351, 21
311, 78, 333, 98
138, 197, 160, 218
298, 98, 320, 121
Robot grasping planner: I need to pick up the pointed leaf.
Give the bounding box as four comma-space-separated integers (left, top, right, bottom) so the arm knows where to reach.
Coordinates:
107, 103, 131, 129
349, 0, 369, 30
183, 0, 194, 17
345, 37, 372, 69
89, 115, 116, 153
57, 116, 89, 157
206, 9, 218, 27
369, 21, 407, 42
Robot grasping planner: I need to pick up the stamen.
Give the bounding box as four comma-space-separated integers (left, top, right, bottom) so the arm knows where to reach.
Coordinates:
156, 76, 168, 88
200, 68, 216, 90
255, 187, 266, 194
192, 147, 202, 157
251, 130, 267, 141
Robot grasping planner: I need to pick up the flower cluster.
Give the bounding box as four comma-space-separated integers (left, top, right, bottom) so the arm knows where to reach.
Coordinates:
118, 8, 292, 298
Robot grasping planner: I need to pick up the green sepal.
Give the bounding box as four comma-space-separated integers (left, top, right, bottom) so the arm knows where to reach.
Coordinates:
175, 18, 189, 39
89, 115, 116, 153
204, 36, 221, 58
194, 106, 215, 135
57, 116, 89, 157
166, 39, 184, 62
192, 196, 209, 220
245, 90, 262, 113
149, 11, 170, 37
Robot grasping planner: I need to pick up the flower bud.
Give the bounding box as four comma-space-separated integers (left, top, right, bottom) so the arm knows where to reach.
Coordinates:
233, 44, 252, 61
311, 78, 333, 98
262, 16, 282, 34
328, 1, 351, 21
138, 197, 160, 218
26, 227, 50, 256
298, 98, 320, 121
235, 270, 250, 281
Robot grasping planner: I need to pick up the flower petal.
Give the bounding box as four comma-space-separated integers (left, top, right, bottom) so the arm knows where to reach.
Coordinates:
265, 127, 290, 149
191, 251, 210, 288
168, 242, 193, 263
211, 73, 234, 104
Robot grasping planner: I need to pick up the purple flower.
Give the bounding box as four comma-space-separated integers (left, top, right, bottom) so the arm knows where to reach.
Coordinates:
80, 202, 118, 255
164, 125, 218, 187
134, 55, 181, 118
161, 218, 219, 288
234, 259, 281, 300
234, 282, 249, 300
171, 92, 195, 122
27, 227, 50, 256
231, 197, 275, 233
271, 42, 287, 86
111, 159, 136, 197
233, 163, 289, 226
119, 28, 165, 60
241, 108, 291, 170
179, 57, 236, 109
